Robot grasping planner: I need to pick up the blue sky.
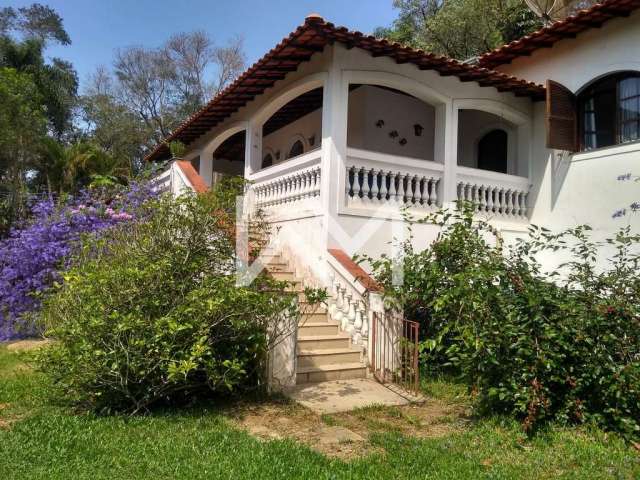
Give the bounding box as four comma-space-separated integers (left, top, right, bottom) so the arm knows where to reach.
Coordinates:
9, 0, 398, 90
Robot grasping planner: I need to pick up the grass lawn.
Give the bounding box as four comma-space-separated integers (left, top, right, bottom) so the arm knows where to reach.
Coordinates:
0, 346, 638, 479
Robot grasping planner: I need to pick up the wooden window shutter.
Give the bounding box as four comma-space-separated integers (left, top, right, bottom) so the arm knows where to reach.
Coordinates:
546, 79, 577, 152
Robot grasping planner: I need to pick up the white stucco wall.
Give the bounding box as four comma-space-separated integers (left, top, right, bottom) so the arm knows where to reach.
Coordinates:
497, 11, 640, 270
498, 10, 640, 93
347, 85, 436, 161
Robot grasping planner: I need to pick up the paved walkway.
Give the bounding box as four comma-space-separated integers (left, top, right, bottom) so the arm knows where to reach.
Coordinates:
286, 378, 423, 414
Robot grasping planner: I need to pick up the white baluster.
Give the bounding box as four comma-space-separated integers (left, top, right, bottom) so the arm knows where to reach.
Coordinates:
333, 284, 344, 325
520, 191, 527, 217
418, 176, 427, 207
327, 272, 337, 318
355, 167, 364, 204
346, 295, 356, 335
312, 168, 320, 197
370, 169, 379, 202
341, 292, 351, 331
473, 184, 480, 211
389, 171, 399, 205
379, 170, 388, 203
301, 172, 309, 200
429, 178, 438, 206
353, 301, 364, 345
359, 303, 368, 348
397, 172, 407, 205
479, 185, 487, 212
487, 186, 494, 213
505, 189, 513, 216
346, 166, 354, 202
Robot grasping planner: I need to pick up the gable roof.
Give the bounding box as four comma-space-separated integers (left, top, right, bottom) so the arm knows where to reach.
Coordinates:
478, 0, 640, 69
146, 15, 545, 162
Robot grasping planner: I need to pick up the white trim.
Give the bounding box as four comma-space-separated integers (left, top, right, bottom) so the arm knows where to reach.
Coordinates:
455, 165, 530, 192
570, 139, 640, 162
346, 147, 444, 173
203, 121, 248, 158
247, 149, 322, 183
252, 73, 328, 128
452, 98, 530, 126
343, 69, 449, 107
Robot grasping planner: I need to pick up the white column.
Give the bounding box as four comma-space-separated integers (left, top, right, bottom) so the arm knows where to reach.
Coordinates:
197, 147, 214, 187
245, 120, 262, 178
441, 100, 459, 207
320, 44, 349, 249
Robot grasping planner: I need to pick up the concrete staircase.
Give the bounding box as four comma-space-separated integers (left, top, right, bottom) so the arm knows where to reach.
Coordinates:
262, 250, 367, 385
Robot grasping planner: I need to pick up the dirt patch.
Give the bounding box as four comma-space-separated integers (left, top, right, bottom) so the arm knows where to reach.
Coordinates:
228, 396, 468, 459
5, 339, 51, 352
0, 402, 19, 431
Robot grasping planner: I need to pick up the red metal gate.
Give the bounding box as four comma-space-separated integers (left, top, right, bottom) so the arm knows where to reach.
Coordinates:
371, 311, 420, 394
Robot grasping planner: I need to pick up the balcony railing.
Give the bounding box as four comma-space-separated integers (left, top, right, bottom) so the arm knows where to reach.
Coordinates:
344, 148, 443, 214
456, 166, 529, 219
244, 147, 530, 222
248, 149, 322, 215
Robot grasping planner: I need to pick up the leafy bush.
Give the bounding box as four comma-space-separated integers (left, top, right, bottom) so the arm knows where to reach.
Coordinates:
37, 181, 302, 413
363, 205, 640, 439
0, 183, 155, 340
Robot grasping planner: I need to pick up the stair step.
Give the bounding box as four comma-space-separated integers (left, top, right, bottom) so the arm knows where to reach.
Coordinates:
297, 348, 362, 367
299, 311, 329, 322
264, 263, 290, 272
298, 322, 339, 336
297, 334, 351, 350
296, 363, 366, 384
269, 271, 300, 282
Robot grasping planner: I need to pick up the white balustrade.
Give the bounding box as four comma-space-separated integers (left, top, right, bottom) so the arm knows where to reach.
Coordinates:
347, 166, 441, 209
456, 166, 530, 219
345, 148, 443, 212
253, 165, 321, 208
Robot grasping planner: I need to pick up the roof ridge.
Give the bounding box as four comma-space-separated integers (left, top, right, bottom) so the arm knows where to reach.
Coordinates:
478, 0, 640, 68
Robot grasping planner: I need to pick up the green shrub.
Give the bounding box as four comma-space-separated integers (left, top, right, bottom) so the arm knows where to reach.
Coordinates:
37, 180, 301, 414
362, 205, 640, 439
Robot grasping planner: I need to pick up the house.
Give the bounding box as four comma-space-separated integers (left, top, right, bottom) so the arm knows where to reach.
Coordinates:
149, 1, 640, 390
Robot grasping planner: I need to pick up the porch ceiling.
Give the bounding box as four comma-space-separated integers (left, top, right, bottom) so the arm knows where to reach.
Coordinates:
146, 15, 546, 162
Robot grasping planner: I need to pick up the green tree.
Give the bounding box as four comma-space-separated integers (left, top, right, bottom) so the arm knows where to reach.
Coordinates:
0, 3, 71, 46
0, 67, 47, 231
38, 139, 132, 194
79, 68, 149, 175
375, 0, 543, 60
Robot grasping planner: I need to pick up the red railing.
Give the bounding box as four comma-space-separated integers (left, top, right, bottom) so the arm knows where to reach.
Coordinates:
371, 312, 420, 394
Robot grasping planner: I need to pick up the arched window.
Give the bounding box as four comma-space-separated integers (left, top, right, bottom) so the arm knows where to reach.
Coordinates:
287, 139, 304, 159
477, 129, 508, 174
579, 72, 640, 150
262, 153, 273, 169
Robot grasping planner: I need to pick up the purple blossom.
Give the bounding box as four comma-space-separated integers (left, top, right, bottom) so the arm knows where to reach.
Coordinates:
617, 173, 632, 181
631, 202, 640, 212
612, 209, 627, 219
0, 182, 156, 340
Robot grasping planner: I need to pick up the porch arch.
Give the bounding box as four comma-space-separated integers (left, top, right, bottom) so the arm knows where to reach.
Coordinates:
200, 121, 248, 160
252, 72, 328, 128
453, 98, 531, 178
343, 70, 449, 164
343, 70, 449, 108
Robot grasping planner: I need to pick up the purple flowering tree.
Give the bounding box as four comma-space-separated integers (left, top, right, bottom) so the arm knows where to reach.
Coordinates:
0, 182, 156, 340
